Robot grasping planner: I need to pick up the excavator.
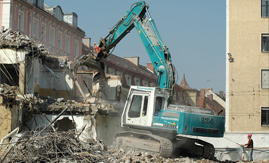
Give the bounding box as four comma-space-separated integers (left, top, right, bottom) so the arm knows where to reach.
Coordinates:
74, 1, 225, 159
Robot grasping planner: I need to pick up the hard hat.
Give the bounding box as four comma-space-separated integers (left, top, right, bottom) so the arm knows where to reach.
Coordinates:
248, 134, 252, 137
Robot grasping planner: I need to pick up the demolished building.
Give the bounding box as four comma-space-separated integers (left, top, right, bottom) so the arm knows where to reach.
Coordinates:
0, 29, 122, 158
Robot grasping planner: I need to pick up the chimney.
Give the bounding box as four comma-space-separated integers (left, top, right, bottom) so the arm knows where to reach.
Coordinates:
200, 89, 206, 99
199, 89, 206, 108
219, 91, 224, 99
83, 38, 91, 48
207, 94, 213, 101
124, 57, 139, 66
147, 63, 154, 72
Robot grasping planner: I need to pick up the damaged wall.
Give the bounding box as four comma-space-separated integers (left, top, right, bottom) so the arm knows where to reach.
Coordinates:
0, 29, 75, 100
96, 114, 123, 146
38, 65, 73, 99
27, 114, 98, 141
24, 56, 74, 99
0, 97, 19, 151
92, 75, 122, 102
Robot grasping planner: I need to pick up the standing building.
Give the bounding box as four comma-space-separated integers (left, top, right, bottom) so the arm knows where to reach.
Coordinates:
225, 0, 269, 159
226, 0, 269, 133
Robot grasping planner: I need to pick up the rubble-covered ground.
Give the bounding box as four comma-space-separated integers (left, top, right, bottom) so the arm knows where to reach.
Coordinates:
1, 131, 268, 163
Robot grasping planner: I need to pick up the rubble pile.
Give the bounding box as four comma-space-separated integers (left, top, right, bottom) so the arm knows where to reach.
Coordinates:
3, 131, 112, 162
0, 28, 48, 55
0, 83, 119, 117
0, 84, 20, 103
0, 29, 71, 69
2, 130, 220, 163
0, 29, 31, 48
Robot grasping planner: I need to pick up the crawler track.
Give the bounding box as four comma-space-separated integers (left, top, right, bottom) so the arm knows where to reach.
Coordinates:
114, 131, 173, 158
114, 131, 215, 160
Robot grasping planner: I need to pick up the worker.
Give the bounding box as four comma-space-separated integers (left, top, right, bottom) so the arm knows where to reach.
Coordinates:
244, 134, 254, 161
93, 42, 101, 53
93, 42, 97, 51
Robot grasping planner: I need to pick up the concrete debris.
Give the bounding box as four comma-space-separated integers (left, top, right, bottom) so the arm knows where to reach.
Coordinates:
2, 131, 109, 162
0, 28, 71, 69
0, 83, 119, 116
0, 28, 48, 55
0, 84, 20, 104
0, 130, 204, 163
2, 130, 265, 163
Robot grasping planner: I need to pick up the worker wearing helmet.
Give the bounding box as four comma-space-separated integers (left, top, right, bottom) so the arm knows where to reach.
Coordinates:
244, 134, 254, 161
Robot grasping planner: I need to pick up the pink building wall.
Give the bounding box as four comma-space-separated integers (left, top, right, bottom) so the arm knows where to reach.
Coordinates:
1, 0, 84, 63
0, 0, 3, 27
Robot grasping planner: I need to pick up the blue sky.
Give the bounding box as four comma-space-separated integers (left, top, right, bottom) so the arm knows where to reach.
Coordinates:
46, 0, 226, 93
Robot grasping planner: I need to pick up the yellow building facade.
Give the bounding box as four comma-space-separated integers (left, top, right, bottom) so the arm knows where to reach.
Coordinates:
226, 0, 269, 132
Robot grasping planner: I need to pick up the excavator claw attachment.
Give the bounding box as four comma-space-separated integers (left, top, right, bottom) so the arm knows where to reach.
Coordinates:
73, 53, 105, 83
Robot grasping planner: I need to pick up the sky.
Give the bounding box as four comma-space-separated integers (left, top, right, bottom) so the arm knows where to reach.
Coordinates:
46, 0, 226, 93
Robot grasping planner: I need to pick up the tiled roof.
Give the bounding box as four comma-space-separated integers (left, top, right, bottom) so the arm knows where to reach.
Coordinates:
205, 97, 225, 116
103, 54, 157, 81
81, 44, 198, 92
82, 44, 156, 81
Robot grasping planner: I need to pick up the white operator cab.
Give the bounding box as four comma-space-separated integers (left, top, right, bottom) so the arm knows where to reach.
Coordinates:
121, 86, 170, 127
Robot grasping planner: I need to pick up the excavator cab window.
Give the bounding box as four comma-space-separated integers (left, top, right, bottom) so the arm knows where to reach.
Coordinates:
142, 96, 148, 117
154, 97, 164, 116
128, 95, 142, 118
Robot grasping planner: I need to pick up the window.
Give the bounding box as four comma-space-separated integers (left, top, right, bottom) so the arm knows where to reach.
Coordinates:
53, 7, 63, 21
65, 32, 70, 54
10, 5, 13, 27
143, 80, 148, 86
126, 76, 131, 86
154, 97, 164, 116
32, 18, 39, 38
33, 0, 44, 8
49, 24, 55, 45
261, 69, 269, 88
18, 10, 24, 32
262, 0, 269, 17
58, 30, 62, 50
262, 34, 269, 52
75, 38, 79, 57
134, 77, 140, 86
128, 95, 142, 118
41, 22, 46, 42
261, 107, 269, 126
136, 80, 139, 86
63, 13, 78, 27
73, 15, 77, 27
37, 0, 44, 8
142, 96, 148, 117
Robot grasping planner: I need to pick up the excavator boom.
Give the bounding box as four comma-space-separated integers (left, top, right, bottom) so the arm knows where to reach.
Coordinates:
74, 1, 225, 159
